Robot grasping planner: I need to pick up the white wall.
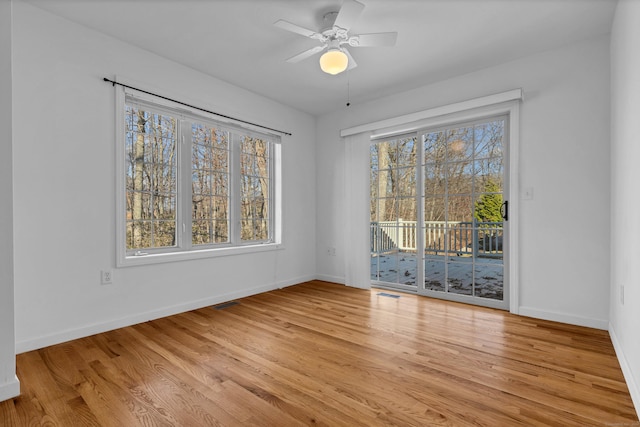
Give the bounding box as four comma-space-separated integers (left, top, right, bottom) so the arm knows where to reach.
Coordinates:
610, 0, 640, 413
0, 0, 20, 402
317, 35, 611, 329
12, 2, 317, 352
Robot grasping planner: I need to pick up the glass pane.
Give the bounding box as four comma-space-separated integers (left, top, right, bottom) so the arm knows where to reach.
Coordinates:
253, 220, 269, 241
192, 172, 211, 195
241, 176, 268, 200
446, 161, 474, 195
423, 131, 447, 165
370, 221, 389, 255
424, 196, 445, 222
242, 197, 268, 220
192, 219, 229, 245
424, 259, 445, 292
447, 261, 473, 295
254, 198, 269, 219
474, 120, 503, 159
192, 195, 212, 219
214, 221, 229, 243
240, 217, 270, 243
370, 143, 380, 168
448, 221, 474, 256
240, 219, 251, 240
396, 138, 417, 167
242, 136, 266, 154
424, 166, 445, 196
192, 220, 212, 245
446, 127, 473, 162
377, 169, 394, 198
399, 255, 417, 286
447, 195, 473, 223
211, 148, 229, 172
127, 221, 151, 249
211, 172, 229, 196
213, 129, 229, 149
475, 227, 504, 261
155, 194, 176, 219
193, 146, 228, 173
376, 198, 398, 222
375, 252, 400, 284
424, 219, 446, 256
371, 253, 381, 281
474, 191, 503, 225
378, 141, 394, 158
397, 167, 416, 197
474, 262, 503, 300
241, 153, 256, 176
475, 158, 503, 190
154, 220, 176, 247
397, 198, 417, 223
370, 201, 378, 223
370, 168, 380, 217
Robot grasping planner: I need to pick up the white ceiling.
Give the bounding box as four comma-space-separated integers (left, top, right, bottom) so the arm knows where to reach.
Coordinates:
26, 0, 616, 116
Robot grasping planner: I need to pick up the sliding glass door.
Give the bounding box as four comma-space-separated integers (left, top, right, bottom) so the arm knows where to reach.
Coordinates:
370, 116, 509, 309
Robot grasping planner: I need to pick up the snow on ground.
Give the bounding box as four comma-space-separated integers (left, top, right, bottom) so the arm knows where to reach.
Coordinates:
371, 251, 504, 300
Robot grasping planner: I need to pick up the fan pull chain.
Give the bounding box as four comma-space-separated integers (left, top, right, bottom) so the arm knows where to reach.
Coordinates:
346, 70, 351, 107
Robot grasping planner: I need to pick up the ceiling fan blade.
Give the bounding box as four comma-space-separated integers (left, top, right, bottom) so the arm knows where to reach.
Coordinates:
343, 48, 358, 70
274, 20, 319, 38
286, 45, 326, 63
350, 32, 398, 47
334, 0, 365, 31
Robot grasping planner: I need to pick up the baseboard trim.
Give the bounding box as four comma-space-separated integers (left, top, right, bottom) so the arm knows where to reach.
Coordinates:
518, 306, 608, 330
315, 274, 345, 285
276, 274, 317, 289
0, 376, 20, 402
16, 274, 322, 354
609, 323, 640, 418
16, 282, 282, 354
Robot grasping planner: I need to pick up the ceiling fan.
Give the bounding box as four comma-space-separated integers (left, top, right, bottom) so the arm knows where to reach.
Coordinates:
274, 0, 398, 75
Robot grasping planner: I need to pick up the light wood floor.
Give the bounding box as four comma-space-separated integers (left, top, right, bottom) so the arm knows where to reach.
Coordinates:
1, 280, 637, 426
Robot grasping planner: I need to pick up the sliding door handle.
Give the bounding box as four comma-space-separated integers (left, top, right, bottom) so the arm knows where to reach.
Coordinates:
501, 200, 509, 221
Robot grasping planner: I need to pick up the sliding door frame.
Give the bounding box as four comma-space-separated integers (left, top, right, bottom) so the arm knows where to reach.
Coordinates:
366, 99, 520, 314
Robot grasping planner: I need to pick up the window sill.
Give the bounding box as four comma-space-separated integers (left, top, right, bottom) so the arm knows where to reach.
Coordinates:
117, 242, 283, 268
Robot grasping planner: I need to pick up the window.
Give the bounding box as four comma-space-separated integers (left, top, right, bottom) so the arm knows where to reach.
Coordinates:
117, 89, 281, 266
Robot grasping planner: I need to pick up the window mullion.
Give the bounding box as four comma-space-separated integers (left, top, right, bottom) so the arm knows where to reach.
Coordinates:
230, 133, 242, 244
416, 134, 425, 291
180, 120, 193, 251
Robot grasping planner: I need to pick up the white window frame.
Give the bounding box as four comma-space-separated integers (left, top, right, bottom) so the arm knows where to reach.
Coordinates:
115, 87, 282, 267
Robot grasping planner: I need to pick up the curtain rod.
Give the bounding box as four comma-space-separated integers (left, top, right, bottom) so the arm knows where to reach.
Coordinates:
103, 78, 292, 136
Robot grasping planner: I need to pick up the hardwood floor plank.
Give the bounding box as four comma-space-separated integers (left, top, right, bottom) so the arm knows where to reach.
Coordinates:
1, 280, 637, 426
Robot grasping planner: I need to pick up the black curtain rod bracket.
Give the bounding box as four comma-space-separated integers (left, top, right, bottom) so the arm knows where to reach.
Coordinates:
103, 77, 292, 136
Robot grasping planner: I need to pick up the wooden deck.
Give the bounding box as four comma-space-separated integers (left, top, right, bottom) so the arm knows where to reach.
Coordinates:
1, 280, 637, 426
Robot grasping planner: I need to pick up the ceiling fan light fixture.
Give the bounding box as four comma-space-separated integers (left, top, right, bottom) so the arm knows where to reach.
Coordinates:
319, 48, 348, 75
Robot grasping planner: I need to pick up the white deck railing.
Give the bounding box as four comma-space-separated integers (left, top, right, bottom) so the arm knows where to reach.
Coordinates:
371, 220, 503, 258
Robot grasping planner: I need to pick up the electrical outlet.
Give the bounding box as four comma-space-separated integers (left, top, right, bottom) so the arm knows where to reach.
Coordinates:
101, 270, 113, 285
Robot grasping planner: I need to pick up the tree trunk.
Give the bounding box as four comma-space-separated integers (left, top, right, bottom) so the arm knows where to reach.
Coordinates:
377, 143, 388, 221
133, 110, 146, 248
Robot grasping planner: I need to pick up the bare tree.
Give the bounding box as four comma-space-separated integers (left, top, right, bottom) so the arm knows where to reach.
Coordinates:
132, 110, 146, 248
